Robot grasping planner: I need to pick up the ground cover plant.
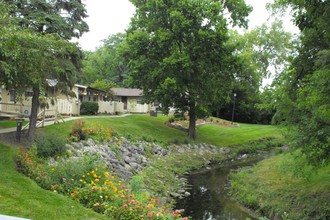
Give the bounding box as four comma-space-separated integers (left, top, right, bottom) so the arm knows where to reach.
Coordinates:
1, 114, 286, 219
15, 122, 190, 220
0, 143, 107, 220
230, 152, 330, 219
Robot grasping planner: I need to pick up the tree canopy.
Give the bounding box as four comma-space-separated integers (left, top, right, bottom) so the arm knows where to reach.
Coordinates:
271, 0, 330, 166
217, 20, 293, 124
81, 33, 129, 86
0, 1, 87, 140
125, 0, 252, 139
2, 0, 89, 40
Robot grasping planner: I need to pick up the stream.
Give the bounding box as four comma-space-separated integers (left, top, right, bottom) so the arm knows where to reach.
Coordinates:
176, 151, 278, 220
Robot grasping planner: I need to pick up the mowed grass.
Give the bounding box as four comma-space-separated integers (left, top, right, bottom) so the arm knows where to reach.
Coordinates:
40, 114, 189, 144
0, 114, 283, 219
0, 120, 28, 129
230, 153, 330, 219
197, 123, 283, 146
40, 114, 282, 146
0, 143, 107, 220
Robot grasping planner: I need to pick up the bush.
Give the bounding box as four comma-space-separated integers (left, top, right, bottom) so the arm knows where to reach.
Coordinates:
16, 148, 189, 219
82, 122, 114, 142
35, 134, 67, 158
80, 101, 99, 115
69, 120, 87, 142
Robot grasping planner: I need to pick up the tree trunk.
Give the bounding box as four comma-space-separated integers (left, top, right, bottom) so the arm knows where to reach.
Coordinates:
28, 87, 40, 141
188, 102, 196, 139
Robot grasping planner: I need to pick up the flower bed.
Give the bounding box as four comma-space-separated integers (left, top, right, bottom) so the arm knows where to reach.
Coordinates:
167, 117, 238, 131
15, 121, 190, 220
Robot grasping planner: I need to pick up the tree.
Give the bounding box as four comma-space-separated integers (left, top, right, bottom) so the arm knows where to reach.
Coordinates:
217, 20, 293, 124
89, 79, 116, 101
81, 33, 129, 86
125, 0, 252, 139
0, 1, 88, 140
2, 0, 89, 40
270, 0, 330, 166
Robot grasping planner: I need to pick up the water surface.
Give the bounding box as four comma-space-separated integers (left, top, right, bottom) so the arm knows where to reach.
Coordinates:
176, 153, 275, 220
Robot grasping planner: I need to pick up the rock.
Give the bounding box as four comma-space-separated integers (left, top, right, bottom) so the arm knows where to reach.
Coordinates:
123, 156, 132, 164
177, 147, 185, 153
170, 192, 180, 198
184, 191, 191, 197
177, 189, 185, 194
129, 162, 140, 170
86, 138, 95, 146
219, 147, 230, 154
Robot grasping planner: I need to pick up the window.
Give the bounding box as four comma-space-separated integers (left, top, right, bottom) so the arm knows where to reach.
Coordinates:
25, 91, 33, 97
136, 97, 143, 104
9, 90, 15, 102
113, 96, 121, 102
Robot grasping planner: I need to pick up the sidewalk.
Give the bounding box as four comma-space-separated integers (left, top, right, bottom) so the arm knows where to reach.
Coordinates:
0, 114, 131, 134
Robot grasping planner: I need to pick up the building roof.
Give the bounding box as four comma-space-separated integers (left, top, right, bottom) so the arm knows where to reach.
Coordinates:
111, 88, 143, 97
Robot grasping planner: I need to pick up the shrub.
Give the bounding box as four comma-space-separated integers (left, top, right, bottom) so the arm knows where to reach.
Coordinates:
80, 101, 99, 115
69, 120, 87, 142
82, 122, 114, 142
34, 134, 66, 158
16, 148, 190, 219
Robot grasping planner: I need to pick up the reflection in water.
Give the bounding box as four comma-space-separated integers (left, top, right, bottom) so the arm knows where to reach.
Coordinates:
176, 154, 273, 220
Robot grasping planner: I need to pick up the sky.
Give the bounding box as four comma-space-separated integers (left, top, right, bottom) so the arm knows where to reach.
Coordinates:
76, 0, 299, 51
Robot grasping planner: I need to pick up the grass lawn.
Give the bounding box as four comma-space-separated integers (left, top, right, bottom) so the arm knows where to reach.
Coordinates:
230, 153, 330, 219
40, 114, 282, 146
0, 143, 107, 220
0, 120, 28, 129
197, 123, 283, 147
0, 114, 292, 219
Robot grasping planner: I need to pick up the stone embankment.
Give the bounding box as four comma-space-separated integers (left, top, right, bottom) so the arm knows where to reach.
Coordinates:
66, 137, 231, 181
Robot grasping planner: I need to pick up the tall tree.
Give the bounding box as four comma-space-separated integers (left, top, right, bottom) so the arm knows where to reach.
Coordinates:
125, 0, 252, 139
271, 0, 330, 166
81, 33, 129, 86
217, 20, 293, 124
0, 1, 88, 140
2, 0, 89, 40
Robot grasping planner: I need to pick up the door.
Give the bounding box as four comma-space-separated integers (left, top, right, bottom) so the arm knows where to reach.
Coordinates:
122, 96, 127, 110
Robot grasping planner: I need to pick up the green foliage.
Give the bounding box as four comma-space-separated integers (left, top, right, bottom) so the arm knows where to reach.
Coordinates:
0, 2, 85, 140
34, 134, 67, 158
230, 153, 330, 219
80, 101, 99, 115
2, 0, 89, 40
83, 122, 114, 142
217, 21, 293, 124
1, 143, 107, 220
81, 33, 129, 86
68, 120, 87, 142
271, 1, 330, 166
125, 0, 252, 138
15, 145, 189, 219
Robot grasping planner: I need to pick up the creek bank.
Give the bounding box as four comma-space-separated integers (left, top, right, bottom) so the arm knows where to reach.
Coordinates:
64, 136, 284, 202
65, 137, 231, 181
174, 151, 280, 220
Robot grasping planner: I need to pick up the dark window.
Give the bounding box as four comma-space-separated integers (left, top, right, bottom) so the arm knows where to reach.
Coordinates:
25, 91, 33, 97
9, 90, 15, 102
137, 97, 143, 104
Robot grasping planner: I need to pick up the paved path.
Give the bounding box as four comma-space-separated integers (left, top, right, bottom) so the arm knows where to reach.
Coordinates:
0, 114, 131, 134
0, 215, 31, 220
